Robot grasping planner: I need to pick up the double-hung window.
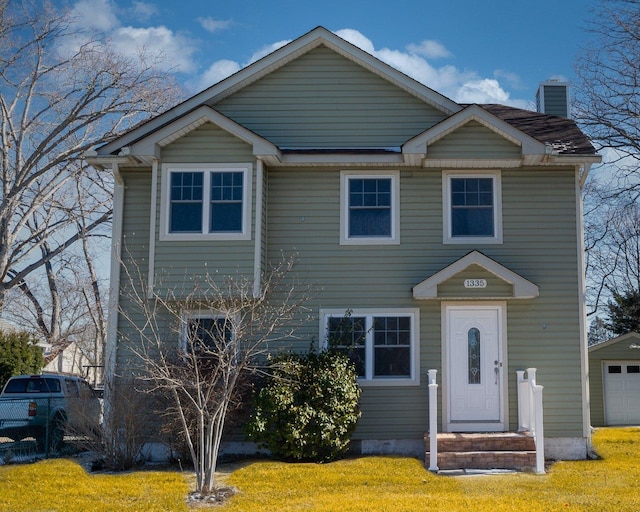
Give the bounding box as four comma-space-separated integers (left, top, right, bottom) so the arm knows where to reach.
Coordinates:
340, 171, 400, 245
443, 171, 502, 244
321, 309, 419, 386
162, 164, 252, 241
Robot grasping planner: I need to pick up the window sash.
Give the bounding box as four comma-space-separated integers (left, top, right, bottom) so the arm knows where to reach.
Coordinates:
348, 178, 392, 238
325, 313, 414, 381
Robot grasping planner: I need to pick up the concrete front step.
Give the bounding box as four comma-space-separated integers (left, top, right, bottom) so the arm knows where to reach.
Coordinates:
424, 432, 537, 472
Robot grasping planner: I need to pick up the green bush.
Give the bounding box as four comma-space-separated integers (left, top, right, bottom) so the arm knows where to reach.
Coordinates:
246, 350, 361, 462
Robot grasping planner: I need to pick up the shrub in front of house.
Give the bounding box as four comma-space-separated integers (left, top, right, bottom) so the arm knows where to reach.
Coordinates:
245, 349, 361, 462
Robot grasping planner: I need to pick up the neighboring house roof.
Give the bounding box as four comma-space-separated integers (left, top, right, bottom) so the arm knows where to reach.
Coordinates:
88, 26, 599, 168
589, 332, 640, 352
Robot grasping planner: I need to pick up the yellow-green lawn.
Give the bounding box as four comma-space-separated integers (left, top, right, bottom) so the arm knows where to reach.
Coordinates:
0, 428, 639, 511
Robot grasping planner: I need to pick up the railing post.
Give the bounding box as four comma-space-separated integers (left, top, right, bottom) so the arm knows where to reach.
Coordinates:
526, 368, 545, 474
427, 369, 438, 472
516, 370, 527, 431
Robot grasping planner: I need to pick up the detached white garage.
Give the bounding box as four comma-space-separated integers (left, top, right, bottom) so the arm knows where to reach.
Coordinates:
589, 333, 640, 427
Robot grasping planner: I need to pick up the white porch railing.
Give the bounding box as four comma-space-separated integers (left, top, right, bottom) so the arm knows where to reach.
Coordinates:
427, 369, 439, 472
517, 368, 545, 474
427, 368, 544, 474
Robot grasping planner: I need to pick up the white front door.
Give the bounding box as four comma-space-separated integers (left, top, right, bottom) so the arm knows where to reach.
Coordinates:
446, 304, 505, 431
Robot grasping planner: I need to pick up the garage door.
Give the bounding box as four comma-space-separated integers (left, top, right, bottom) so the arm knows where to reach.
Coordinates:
604, 362, 640, 425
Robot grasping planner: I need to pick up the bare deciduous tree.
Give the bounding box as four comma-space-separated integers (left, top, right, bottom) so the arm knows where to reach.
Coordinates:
574, 0, 640, 193
0, 0, 182, 364
118, 255, 311, 495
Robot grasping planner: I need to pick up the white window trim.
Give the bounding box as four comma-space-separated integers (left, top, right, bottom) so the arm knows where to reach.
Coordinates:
180, 309, 234, 352
319, 308, 420, 387
160, 163, 252, 241
340, 171, 400, 245
443, 170, 503, 245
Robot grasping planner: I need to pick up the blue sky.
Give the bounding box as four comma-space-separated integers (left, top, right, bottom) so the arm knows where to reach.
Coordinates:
62, 0, 599, 110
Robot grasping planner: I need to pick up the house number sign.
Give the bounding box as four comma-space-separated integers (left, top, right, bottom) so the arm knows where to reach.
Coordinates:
464, 279, 487, 289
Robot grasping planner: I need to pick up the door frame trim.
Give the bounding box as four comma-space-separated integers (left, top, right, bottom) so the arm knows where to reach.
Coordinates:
441, 301, 509, 432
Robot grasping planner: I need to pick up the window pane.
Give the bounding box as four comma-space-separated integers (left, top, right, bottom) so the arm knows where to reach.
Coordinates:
187, 317, 231, 353
211, 203, 242, 232
348, 178, 392, 238
608, 365, 622, 374
374, 347, 410, 376
468, 327, 481, 384
171, 203, 202, 232
350, 209, 391, 237
451, 208, 494, 237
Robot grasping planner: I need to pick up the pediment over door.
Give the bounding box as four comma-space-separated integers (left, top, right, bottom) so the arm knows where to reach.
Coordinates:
412, 251, 539, 300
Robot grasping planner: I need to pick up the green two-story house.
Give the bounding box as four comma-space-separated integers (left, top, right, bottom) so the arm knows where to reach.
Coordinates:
88, 27, 600, 464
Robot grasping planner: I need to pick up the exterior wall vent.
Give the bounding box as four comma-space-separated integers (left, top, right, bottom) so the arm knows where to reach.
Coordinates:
536, 81, 570, 118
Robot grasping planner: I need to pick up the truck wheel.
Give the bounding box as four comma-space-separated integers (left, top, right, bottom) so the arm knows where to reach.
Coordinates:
35, 418, 65, 453
49, 417, 65, 452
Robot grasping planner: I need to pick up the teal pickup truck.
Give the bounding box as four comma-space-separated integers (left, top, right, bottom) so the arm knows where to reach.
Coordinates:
0, 373, 101, 452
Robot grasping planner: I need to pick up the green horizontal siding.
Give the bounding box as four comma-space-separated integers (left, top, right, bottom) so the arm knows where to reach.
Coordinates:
162, 122, 254, 163
427, 121, 521, 159
266, 166, 583, 439
214, 46, 446, 148
153, 125, 257, 295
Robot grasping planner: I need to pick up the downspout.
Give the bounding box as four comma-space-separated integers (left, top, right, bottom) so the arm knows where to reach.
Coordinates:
575, 164, 592, 453
253, 159, 265, 298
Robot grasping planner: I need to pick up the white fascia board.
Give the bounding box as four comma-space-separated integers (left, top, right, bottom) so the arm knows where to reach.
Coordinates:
404, 105, 547, 158
129, 105, 280, 160
412, 250, 539, 299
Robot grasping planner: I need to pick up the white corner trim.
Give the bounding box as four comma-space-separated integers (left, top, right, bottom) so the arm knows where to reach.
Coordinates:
147, 159, 158, 298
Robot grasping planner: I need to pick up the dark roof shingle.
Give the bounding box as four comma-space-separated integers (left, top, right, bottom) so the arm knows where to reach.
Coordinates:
478, 104, 597, 156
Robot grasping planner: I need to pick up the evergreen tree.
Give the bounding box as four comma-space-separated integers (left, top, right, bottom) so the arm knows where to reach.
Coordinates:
605, 290, 640, 336
0, 330, 44, 390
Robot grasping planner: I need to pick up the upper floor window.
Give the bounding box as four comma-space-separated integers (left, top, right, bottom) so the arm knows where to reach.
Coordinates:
443, 171, 502, 244
161, 164, 252, 241
340, 171, 400, 245
321, 308, 419, 386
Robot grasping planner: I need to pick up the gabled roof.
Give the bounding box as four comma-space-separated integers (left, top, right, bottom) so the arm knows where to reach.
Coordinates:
589, 332, 640, 352
412, 250, 539, 300
89, 26, 599, 170
96, 26, 460, 157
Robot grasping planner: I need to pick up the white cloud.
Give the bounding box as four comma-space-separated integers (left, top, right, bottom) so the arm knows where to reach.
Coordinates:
334, 29, 375, 54
69, 0, 119, 31
194, 60, 241, 90
247, 40, 291, 65
455, 79, 510, 104
198, 17, 232, 34
407, 40, 452, 59
131, 1, 158, 20
112, 26, 197, 73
